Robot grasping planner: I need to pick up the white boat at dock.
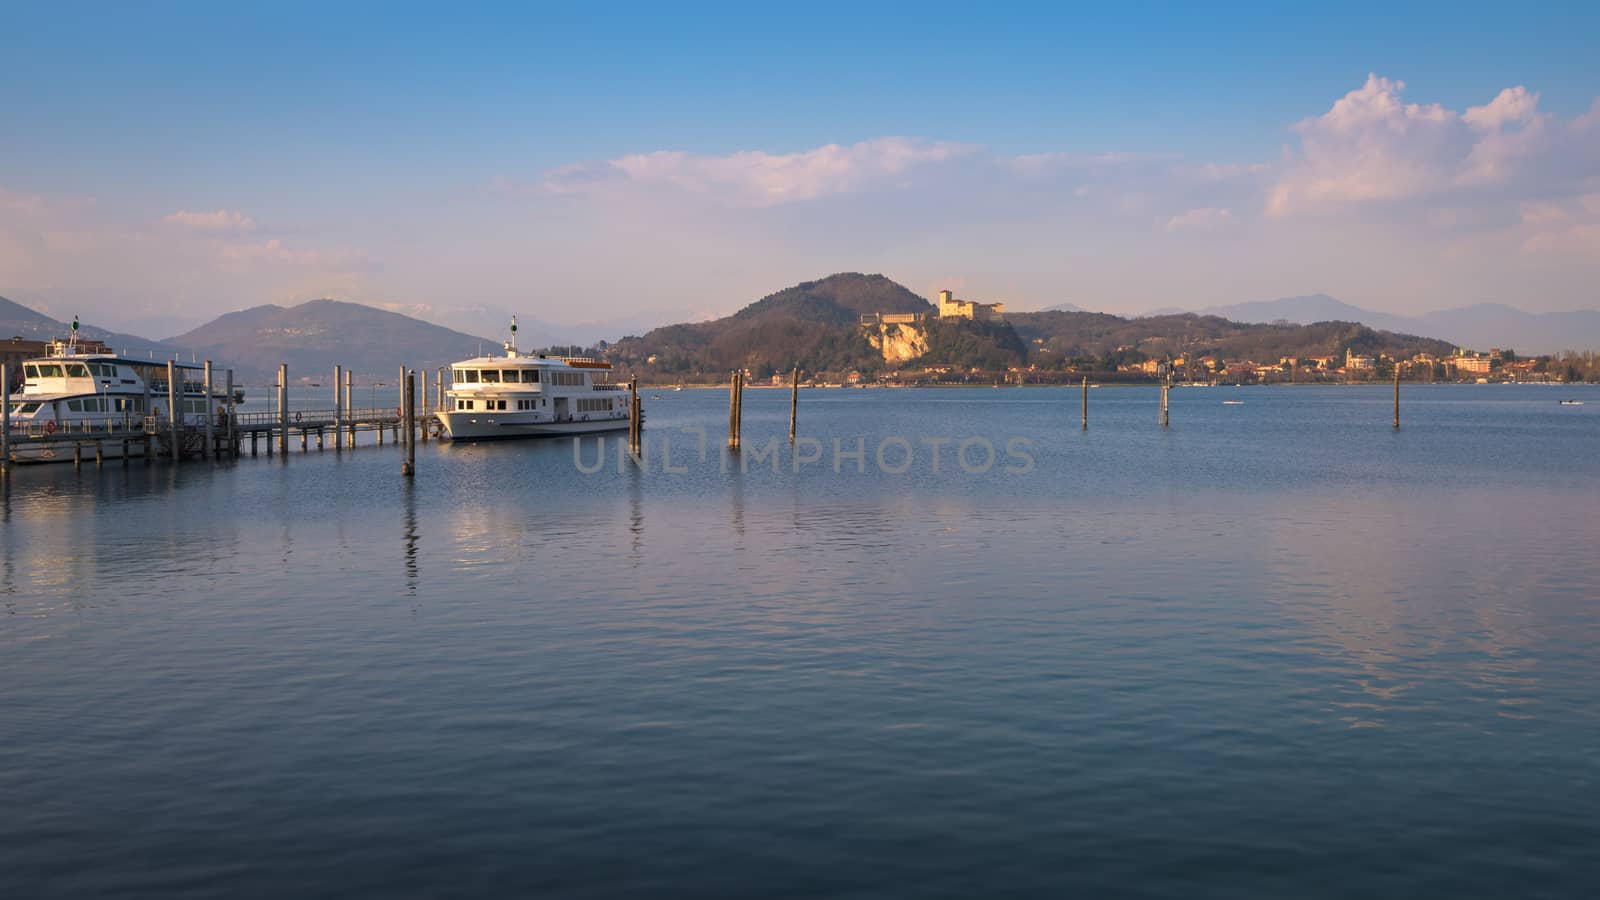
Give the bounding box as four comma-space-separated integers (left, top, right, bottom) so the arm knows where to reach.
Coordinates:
436, 318, 630, 441
5, 332, 240, 464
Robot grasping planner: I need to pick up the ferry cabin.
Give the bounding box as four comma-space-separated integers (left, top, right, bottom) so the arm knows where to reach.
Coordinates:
438, 353, 628, 440
6, 342, 237, 459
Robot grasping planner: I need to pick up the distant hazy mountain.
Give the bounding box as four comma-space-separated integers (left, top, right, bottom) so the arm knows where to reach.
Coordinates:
0, 294, 175, 358
168, 299, 498, 382
1187, 294, 1600, 353
1041, 302, 1086, 313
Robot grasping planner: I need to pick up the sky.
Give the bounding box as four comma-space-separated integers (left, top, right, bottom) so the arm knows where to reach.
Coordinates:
2, 1, 1598, 342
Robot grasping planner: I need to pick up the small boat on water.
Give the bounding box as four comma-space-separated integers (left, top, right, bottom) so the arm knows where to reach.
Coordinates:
1222, 400, 1245, 405
5, 331, 240, 463
1559, 399, 1584, 406
436, 318, 629, 441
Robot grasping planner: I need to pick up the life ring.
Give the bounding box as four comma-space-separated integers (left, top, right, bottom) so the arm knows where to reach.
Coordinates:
44, 419, 57, 434
396, 406, 402, 418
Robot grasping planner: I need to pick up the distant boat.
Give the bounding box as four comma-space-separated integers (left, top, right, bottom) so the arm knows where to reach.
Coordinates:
1223, 400, 1245, 405
673, 385, 683, 392
1559, 399, 1584, 406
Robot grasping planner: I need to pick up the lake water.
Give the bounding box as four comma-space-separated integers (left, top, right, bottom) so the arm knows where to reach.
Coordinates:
4, 385, 1598, 898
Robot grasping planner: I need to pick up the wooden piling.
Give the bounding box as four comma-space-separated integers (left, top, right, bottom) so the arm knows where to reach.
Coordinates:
627, 376, 641, 459
203, 360, 214, 461
167, 360, 180, 462
402, 370, 416, 477
1160, 383, 1170, 428
225, 369, 236, 457
277, 363, 289, 456
74, 442, 81, 470
345, 370, 354, 447
789, 367, 799, 443
2, 362, 10, 478
1081, 377, 1088, 429
419, 368, 430, 443
333, 365, 344, 452
727, 370, 742, 450
1393, 367, 1401, 429
95, 441, 103, 467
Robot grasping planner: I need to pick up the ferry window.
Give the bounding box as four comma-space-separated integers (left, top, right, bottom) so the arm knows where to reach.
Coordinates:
452, 369, 465, 381
24, 365, 39, 379
19, 402, 40, 413
38, 364, 63, 377
67, 364, 90, 377
482, 370, 500, 383
521, 370, 538, 383
463, 370, 480, 383
67, 399, 82, 412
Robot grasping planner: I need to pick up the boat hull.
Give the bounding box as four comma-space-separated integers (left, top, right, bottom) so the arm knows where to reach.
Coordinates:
438, 413, 629, 441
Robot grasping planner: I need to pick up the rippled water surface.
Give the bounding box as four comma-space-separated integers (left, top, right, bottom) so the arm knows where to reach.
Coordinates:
4, 385, 1599, 898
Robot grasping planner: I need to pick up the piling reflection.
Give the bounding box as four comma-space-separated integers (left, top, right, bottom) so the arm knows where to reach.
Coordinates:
403, 483, 419, 595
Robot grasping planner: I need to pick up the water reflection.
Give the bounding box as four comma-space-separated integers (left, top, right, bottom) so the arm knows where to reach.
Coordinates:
403, 482, 419, 596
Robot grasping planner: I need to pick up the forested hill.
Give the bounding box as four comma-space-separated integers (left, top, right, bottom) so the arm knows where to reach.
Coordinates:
604, 273, 953, 378
599, 274, 1461, 380
1006, 310, 1456, 370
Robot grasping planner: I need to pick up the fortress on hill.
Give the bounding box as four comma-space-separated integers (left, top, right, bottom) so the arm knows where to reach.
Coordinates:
860, 290, 1005, 327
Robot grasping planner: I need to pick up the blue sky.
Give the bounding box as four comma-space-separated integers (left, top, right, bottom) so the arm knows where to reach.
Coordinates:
3, 2, 1598, 340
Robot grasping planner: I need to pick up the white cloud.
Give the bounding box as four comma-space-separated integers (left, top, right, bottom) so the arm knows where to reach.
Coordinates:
1267, 74, 1597, 217
162, 208, 257, 231
542, 137, 977, 208
1165, 207, 1235, 231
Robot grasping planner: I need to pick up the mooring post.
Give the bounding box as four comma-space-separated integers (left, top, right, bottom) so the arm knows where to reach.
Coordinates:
345, 370, 354, 447
74, 442, 81, 470
167, 360, 180, 462
789, 367, 799, 443
1160, 382, 1171, 428
277, 363, 289, 456
1, 362, 10, 479
203, 360, 214, 461
727, 370, 743, 451
419, 368, 430, 443
627, 376, 640, 459
1082, 377, 1088, 429
402, 370, 416, 477
95, 441, 103, 467
225, 369, 236, 457
333, 364, 344, 452
436, 367, 446, 413
1393, 367, 1401, 429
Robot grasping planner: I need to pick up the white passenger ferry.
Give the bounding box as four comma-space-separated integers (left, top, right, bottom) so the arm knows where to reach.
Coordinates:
5, 333, 239, 462
437, 320, 630, 441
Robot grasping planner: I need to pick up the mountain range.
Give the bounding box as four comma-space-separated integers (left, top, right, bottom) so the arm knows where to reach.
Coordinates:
6, 279, 1598, 383
1148, 295, 1600, 355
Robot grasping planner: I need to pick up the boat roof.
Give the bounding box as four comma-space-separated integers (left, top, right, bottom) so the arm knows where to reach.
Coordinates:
452, 354, 611, 369
22, 352, 212, 371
